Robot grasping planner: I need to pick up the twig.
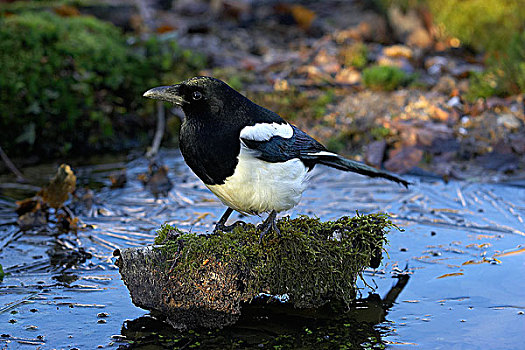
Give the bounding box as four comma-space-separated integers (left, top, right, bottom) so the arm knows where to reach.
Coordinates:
0, 145, 26, 183
146, 101, 166, 159
0, 292, 39, 314
0, 227, 23, 251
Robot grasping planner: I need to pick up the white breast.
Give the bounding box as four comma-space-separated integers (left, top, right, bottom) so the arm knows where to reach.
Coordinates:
206, 148, 309, 214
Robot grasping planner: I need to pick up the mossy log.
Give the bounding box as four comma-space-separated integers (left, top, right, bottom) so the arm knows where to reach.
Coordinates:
116, 214, 395, 330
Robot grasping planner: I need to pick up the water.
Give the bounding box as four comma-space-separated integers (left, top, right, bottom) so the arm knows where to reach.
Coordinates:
0, 149, 524, 349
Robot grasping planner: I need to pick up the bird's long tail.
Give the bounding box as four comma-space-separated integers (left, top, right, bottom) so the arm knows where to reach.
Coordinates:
311, 152, 410, 188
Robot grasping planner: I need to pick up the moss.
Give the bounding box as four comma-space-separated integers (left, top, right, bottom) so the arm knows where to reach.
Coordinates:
339, 42, 369, 69
325, 133, 350, 154
370, 126, 391, 140
362, 65, 412, 91
467, 31, 525, 99
153, 213, 394, 308
426, 0, 525, 54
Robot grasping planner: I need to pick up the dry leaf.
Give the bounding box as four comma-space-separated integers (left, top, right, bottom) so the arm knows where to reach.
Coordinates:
290, 5, 316, 31
41, 164, 77, 209
15, 197, 41, 216
53, 5, 80, 17
436, 272, 464, 279
17, 211, 47, 230
110, 171, 127, 189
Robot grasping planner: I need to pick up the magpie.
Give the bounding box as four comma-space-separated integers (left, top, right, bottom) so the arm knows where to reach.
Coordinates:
144, 76, 408, 238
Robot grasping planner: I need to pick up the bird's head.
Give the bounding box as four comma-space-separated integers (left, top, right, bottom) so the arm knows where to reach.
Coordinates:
143, 76, 245, 121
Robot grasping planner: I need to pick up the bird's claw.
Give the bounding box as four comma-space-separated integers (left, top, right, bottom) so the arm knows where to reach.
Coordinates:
258, 211, 280, 242
213, 220, 246, 233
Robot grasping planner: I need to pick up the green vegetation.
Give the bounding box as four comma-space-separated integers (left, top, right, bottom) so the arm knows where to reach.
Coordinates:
427, 0, 525, 54
362, 65, 412, 91
325, 132, 353, 154
154, 213, 394, 308
339, 42, 369, 69
0, 11, 205, 158
468, 31, 525, 99
426, 0, 525, 98
370, 126, 391, 140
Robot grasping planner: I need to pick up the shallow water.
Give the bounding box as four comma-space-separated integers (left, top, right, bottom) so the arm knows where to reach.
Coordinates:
0, 149, 524, 349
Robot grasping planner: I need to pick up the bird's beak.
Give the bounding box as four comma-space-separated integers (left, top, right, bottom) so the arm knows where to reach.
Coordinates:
143, 84, 186, 106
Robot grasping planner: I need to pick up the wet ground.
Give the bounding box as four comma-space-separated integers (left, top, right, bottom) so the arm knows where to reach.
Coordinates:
0, 149, 524, 349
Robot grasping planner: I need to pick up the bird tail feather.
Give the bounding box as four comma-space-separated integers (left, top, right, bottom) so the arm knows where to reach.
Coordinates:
311, 152, 409, 188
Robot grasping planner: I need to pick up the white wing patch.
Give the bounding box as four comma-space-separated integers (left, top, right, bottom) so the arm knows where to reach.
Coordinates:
240, 122, 293, 141
306, 151, 338, 157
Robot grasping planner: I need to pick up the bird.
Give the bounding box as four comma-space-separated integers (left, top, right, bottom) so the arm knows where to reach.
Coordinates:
143, 76, 409, 239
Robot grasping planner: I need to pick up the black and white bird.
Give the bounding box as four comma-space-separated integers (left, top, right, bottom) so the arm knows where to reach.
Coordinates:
144, 76, 408, 238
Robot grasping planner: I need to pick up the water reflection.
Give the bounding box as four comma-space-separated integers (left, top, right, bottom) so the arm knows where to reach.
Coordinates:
120, 275, 409, 349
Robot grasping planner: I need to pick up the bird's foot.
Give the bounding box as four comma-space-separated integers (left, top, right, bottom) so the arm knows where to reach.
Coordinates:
213, 220, 246, 234
258, 211, 280, 242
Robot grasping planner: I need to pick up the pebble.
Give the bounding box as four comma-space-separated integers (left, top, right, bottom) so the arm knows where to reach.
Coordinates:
383, 45, 413, 59
497, 114, 522, 131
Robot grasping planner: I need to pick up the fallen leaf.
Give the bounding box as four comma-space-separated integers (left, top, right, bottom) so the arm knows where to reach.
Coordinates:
192, 212, 211, 225
15, 197, 41, 216
436, 272, 464, 279
139, 162, 173, 197
41, 164, 77, 209
290, 4, 316, 31
495, 247, 525, 258
156, 24, 176, 34
53, 5, 80, 17
109, 171, 127, 189
17, 210, 47, 230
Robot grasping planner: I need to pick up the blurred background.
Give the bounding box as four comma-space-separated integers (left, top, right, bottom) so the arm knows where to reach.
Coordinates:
0, 0, 524, 179
1, 1, 525, 349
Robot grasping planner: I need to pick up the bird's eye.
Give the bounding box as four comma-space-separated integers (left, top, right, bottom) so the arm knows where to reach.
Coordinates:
192, 91, 202, 100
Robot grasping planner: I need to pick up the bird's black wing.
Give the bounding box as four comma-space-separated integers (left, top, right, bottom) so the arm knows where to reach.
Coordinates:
241, 124, 410, 187
240, 124, 326, 169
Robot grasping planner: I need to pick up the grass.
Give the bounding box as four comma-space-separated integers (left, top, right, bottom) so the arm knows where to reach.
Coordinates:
362, 65, 413, 91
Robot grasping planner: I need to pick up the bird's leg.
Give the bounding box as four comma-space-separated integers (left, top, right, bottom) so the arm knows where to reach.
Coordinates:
258, 210, 280, 242
213, 207, 246, 233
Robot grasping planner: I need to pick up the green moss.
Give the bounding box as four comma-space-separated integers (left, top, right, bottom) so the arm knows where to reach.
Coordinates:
339, 42, 369, 69
427, 0, 525, 54
0, 11, 205, 158
325, 133, 350, 154
370, 126, 391, 140
362, 65, 412, 91
468, 31, 525, 99
153, 213, 395, 308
